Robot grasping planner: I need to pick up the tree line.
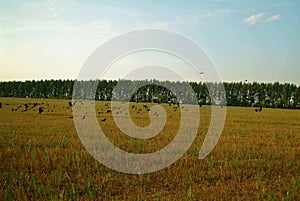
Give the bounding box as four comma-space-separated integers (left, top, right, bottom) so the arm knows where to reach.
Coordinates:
0, 79, 299, 109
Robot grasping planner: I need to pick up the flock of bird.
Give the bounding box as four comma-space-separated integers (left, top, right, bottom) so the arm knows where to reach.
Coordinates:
9, 101, 50, 114
0, 101, 263, 120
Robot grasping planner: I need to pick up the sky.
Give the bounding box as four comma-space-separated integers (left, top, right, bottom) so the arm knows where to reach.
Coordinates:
0, 0, 299, 84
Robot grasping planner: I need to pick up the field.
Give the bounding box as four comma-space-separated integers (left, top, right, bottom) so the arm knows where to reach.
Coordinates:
1, 98, 300, 200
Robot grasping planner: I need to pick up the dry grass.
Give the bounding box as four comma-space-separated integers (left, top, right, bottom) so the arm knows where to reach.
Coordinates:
0, 98, 299, 200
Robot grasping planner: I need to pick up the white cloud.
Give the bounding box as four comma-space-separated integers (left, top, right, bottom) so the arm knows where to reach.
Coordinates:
243, 13, 264, 26
153, 13, 212, 28
89, 20, 112, 32
127, 11, 141, 17
175, 16, 184, 24
63, 25, 75, 32
190, 12, 212, 24
49, 13, 57, 19
152, 21, 170, 28
47, 0, 56, 5
266, 14, 280, 22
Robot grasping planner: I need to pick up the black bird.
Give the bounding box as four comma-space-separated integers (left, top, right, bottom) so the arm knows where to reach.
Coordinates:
255, 106, 263, 112
68, 101, 72, 107
38, 107, 44, 114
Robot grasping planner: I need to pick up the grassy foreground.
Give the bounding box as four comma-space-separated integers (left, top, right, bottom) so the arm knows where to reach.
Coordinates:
0, 98, 299, 200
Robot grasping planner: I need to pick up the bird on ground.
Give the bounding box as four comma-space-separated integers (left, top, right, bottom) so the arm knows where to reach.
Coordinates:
38, 107, 44, 114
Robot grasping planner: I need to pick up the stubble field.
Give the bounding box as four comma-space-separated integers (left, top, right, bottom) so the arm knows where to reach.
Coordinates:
0, 98, 299, 200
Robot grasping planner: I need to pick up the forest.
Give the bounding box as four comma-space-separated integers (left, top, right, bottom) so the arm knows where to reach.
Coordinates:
0, 79, 299, 109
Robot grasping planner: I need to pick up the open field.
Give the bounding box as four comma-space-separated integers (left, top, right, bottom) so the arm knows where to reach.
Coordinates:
1, 98, 299, 200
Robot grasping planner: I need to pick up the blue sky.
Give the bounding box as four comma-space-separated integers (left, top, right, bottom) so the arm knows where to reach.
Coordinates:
0, 0, 299, 84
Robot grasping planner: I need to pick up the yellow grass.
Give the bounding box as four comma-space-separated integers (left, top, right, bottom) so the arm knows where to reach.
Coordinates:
0, 98, 299, 200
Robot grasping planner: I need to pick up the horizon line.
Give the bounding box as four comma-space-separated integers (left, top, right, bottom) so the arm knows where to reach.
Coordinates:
0, 78, 299, 86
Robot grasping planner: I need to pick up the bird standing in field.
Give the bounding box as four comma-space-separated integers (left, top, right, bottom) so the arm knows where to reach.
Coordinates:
38, 107, 44, 114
